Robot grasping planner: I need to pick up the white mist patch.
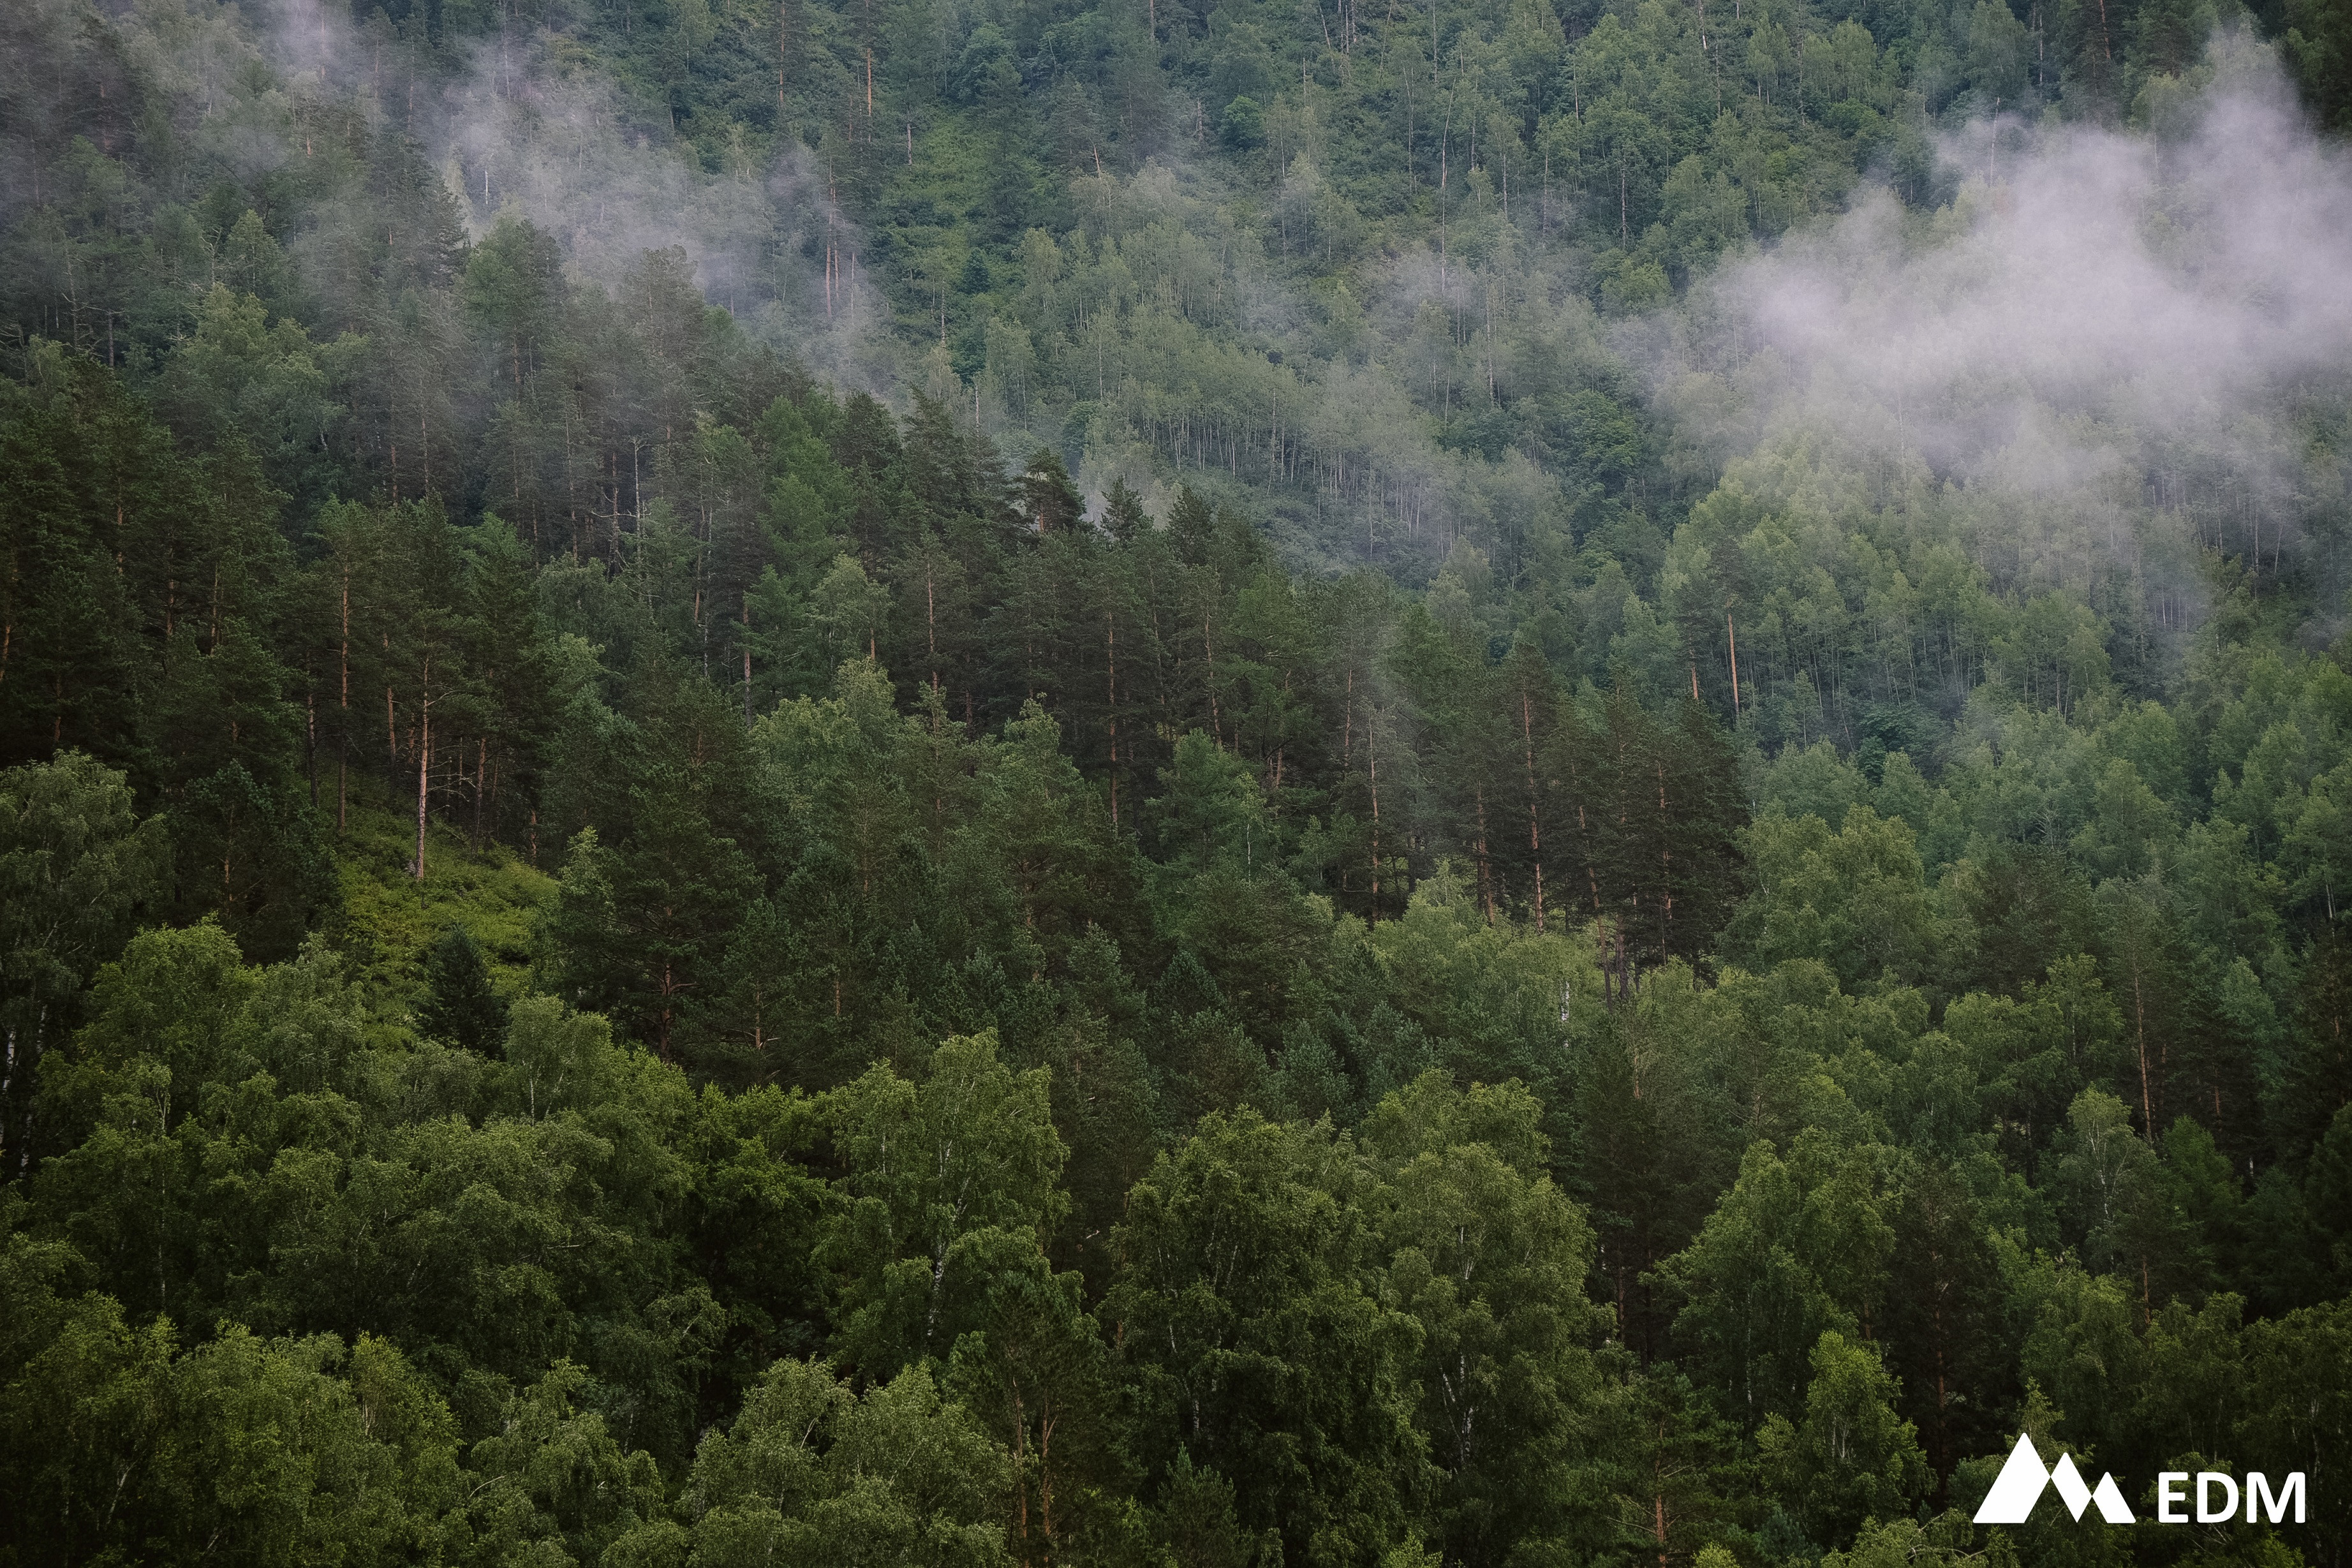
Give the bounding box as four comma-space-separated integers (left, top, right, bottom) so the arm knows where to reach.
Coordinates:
253, 0, 891, 390
1646, 36, 2352, 628
1735, 80, 2352, 464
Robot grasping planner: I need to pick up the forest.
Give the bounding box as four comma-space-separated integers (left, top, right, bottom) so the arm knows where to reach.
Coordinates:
1, 0, 2349, 1558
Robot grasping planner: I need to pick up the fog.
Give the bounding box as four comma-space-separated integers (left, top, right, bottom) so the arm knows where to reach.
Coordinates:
174, 1, 2352, 607
1645, 36, 2352, 626
256, 0, 894, 391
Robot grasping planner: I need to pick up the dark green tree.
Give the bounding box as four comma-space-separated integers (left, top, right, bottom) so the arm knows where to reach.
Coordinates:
417, 924, 508, 1054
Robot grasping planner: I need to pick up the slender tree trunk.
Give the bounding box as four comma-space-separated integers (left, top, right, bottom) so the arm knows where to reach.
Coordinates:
1475, 787, 1495, 924
339, 568, 350, 832
1106, 608, 1119, 829
1039, 1405, 1057, 1557
413, 688, 431, 880
2131, 952, 2154, 1133
1653, 1451, 1670, 1566
1014, 1391, 1030, 1562
1273, 670, 1292, 795
1602, 915, 1615, 1008
1204, 606, 1221, 746
1367, 702, 1382, 923
1522, 685, 1544, 932
1727, 610, 1741, 718
1657, 761, 1674, 954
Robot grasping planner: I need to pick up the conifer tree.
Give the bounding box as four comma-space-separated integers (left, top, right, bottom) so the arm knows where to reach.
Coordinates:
418, 924, 508, 1054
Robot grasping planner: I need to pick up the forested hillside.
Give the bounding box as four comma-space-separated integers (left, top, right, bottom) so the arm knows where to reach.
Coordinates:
3, 0, 2351, 1559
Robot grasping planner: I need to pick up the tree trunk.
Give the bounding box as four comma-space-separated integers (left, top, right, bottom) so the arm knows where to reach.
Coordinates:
1106, 608, 1119, 829
2131, 954, 2155, 1134
339, 568, 350, 832
412, 670, 432, 881
1367, 703, 1382, 922
1522, 685, 1544, 932
1475, 787, 1495, 924
1204, 606, 1220, 747
1727, 610, 1741, 718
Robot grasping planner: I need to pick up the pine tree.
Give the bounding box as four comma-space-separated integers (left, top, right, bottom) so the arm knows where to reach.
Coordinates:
1018, 448, 1084, 535
418, 924, 509, 1053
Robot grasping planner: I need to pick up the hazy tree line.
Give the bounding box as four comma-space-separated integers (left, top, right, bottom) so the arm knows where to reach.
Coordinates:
4, 0, 2352, 1563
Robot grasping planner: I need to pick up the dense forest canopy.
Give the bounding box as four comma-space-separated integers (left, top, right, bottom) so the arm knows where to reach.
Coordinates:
2, 0, 2351, 1560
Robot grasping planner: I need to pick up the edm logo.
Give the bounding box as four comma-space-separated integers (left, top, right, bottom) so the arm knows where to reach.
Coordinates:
1973, 1434, 2308, 1527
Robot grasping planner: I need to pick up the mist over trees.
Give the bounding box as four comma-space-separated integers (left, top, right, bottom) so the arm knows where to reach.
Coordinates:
3, 0, 2351, 1562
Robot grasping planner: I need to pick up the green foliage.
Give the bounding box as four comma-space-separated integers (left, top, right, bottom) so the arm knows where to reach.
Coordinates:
1759, 1330, 1932, 1544
683, 1357, 1012, 1567
1660, 1129, 1899, 1426
1110, 1107, 1431, 1565
331, 790, 556, 1007
2, 0, 2351, 1562
0, 1236, 462, 1568
1365, 1074, 1605, 1563
0, 751, 170, 1167
1729, 804, 1949, 992
821, 1031, 1069, 1377
418, 924, 509, 1053
461, 1360, 670, 1562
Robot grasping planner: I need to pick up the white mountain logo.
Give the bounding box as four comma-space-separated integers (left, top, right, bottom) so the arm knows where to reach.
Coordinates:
1974, 1433, 2136, 1525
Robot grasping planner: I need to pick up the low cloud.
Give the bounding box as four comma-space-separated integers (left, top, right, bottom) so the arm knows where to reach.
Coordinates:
1643, 36, 2352, 635
259, 0, 892, 389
